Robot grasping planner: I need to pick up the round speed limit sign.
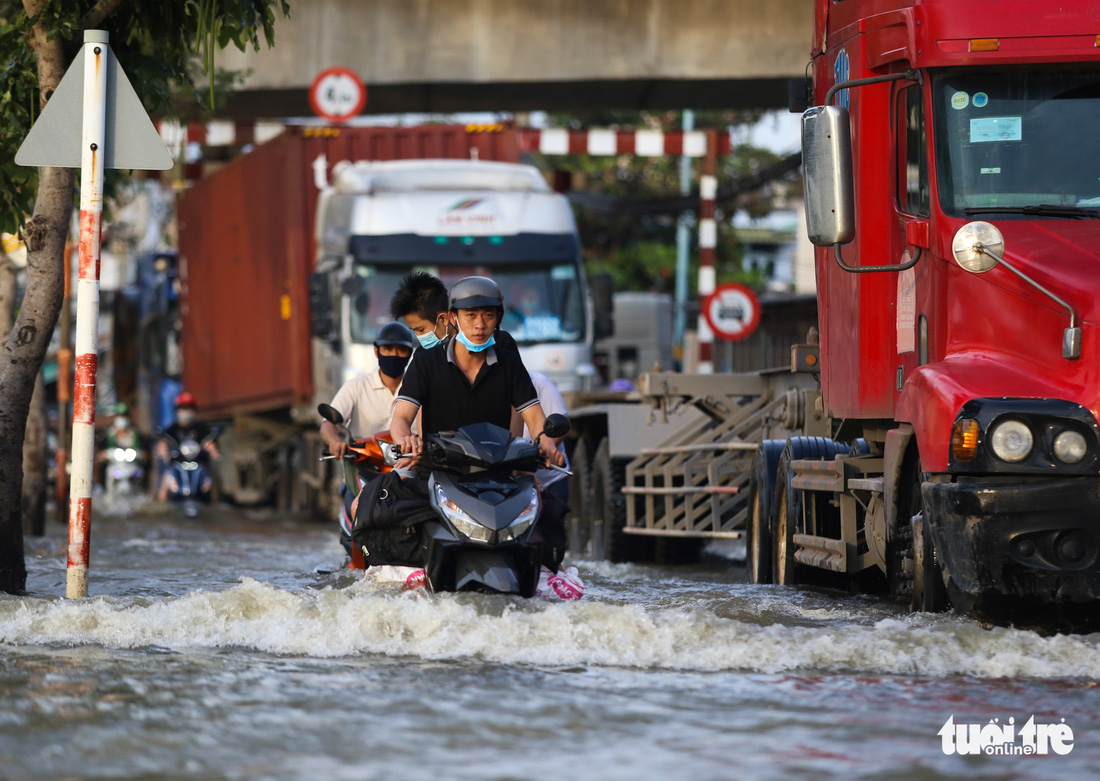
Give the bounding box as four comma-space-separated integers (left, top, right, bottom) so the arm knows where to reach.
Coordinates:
702, 283, 761, 342
309, 67, 366, 124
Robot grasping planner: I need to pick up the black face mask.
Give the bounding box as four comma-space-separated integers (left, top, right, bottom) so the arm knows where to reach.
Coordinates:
378, 353, 410, 379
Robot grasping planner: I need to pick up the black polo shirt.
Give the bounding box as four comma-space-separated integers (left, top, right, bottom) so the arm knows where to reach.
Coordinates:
397, 334, 539, 434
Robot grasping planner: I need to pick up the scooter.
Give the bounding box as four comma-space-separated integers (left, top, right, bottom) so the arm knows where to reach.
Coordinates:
382, 414, 572, 597
161, 429, 219, 517
104, 444, 145, 502
317, 403, 393, 569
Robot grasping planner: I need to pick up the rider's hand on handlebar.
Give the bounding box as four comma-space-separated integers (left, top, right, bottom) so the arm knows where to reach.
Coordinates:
394, 433, 422, 470
327, 440, 348, 460
540, 438, 565, 468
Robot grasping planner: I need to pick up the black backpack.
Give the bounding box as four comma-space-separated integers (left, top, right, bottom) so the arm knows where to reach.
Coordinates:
351, 471, 435, 567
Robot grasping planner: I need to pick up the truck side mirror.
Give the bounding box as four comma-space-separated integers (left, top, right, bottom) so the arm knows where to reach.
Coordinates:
309, 272, 337, 342
590, 273, 614, 340
802, 105, 855, 247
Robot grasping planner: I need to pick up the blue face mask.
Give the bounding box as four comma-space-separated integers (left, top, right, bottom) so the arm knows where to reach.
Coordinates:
456, 326, 495, 353
416, 318, 446, 349
417, 330, 443, 349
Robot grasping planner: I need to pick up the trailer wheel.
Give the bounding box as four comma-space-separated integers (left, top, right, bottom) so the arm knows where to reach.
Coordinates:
746, 440, 787, 584
590, 438, 654, 563
772, 437, 851, 586
566, 438, 592, 558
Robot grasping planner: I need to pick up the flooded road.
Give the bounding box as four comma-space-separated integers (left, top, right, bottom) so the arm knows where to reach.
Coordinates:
2, 502, 1099, 780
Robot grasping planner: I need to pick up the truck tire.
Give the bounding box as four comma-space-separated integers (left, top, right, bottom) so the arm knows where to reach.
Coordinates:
590, 438, 654, 563
901, 454, 948, 613
911, 510, 948, 612
566, 438, 591, 558
772, 437, 851, 586
746, 440, 787, 584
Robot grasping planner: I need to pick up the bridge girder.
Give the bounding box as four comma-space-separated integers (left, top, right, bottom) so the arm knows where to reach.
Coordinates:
218, 0, 813, 117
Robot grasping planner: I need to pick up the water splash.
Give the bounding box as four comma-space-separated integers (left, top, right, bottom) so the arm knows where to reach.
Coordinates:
2, 577, 1097, 678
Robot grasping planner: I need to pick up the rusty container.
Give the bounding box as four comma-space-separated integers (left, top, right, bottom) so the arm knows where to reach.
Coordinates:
177, 124, 519, 419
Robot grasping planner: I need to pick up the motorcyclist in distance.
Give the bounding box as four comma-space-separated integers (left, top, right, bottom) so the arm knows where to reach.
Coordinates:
155, 391, 220, 502
95, 403, 146, 486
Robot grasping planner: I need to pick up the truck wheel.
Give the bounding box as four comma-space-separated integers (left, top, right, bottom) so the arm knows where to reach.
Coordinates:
590, 438, 653, 563
772, 437, 851, 586
911, 504, 949, 613
746, 440, 787, 584
566, 438, 591, 558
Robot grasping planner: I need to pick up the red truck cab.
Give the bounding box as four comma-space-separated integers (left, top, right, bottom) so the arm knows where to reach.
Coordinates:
799, 0, 1100, 624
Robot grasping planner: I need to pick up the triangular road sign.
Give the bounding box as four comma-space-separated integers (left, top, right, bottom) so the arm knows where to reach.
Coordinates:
16, 42, 173, 170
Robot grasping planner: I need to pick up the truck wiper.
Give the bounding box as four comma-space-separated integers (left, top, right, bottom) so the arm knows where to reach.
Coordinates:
964, 204, 1100, 219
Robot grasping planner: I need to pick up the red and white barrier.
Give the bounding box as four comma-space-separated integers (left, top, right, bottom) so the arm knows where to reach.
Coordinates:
526, 127, 730, 371
518, 128, 731, 158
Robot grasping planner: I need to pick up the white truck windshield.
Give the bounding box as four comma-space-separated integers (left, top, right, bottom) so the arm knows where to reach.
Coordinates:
348, 263, 586, 346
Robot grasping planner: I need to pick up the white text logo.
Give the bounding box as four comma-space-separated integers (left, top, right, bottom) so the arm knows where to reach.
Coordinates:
939, 716, 1074, 756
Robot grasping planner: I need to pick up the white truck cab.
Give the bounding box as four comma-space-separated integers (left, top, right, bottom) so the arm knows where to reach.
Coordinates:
313, 159, 595, 397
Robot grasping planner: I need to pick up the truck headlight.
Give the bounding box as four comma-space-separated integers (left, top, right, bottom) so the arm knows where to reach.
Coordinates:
498, 494, 540, 543
989, 419, 1033, 462
435, 485, 493, 543
1053, 430, 1088, 464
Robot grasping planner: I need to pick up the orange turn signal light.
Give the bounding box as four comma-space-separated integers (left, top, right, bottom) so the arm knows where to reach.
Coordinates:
969, 39, 1000, 52
952, 419, 980, 461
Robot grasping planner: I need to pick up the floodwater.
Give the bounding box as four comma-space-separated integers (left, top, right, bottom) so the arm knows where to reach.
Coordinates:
2, 501, 1098, 780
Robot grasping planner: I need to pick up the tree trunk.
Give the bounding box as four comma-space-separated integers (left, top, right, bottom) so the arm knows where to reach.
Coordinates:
23, 373, 48, 537
0, 12, 74, 593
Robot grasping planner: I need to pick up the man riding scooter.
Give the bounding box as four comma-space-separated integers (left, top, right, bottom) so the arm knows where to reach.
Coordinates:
319, 321, 416, 560
155, 391, 220, 506
387, 276, 582, 598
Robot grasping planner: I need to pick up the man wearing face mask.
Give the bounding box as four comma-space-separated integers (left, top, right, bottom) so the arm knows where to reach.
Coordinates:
155, 391, 220, 502
320, 321, 416, 461
390, 276, 563, 467
390, 270, 522, 357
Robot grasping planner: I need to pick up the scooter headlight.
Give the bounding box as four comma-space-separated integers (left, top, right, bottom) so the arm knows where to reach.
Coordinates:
435, 485, 493, 543
112, 448, 126, 461
123, 448, 137, 462
499, 494, 540, 543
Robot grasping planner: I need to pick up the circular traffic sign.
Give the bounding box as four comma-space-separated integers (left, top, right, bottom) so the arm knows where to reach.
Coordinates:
702, 283, 761, 342
308, 67, 366, 124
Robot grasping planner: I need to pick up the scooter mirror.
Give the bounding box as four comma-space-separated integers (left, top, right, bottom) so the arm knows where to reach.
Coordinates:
317, 403, 345, 426
542, 413, 571, 440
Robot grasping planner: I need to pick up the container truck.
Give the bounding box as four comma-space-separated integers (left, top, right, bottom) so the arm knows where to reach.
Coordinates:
575, 0, 1100, 628
176, 125, 600, 515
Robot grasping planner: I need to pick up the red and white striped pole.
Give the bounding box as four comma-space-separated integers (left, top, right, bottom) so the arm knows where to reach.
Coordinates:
696, 130, 719, 374
67, 31, 109, 599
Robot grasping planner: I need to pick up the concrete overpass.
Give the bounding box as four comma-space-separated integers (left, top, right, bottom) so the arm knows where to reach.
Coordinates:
218, 0, 813, 118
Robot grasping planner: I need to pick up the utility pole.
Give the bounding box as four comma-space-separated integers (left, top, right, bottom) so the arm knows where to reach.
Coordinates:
673, 109, 694, 367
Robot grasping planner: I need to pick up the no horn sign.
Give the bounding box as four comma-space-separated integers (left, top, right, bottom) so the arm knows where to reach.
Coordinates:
702, 283, 761, 342
309, 66, 366, 124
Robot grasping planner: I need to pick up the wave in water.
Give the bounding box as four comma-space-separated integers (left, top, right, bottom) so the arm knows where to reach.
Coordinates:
1, 577, 1098, 678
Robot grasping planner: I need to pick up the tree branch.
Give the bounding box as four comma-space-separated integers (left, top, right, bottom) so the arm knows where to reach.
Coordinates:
81, 0, 126, 31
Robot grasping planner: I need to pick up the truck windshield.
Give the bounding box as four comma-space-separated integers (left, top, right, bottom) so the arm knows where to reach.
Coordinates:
347, 263, 586, 345
934, 67, 1100, 217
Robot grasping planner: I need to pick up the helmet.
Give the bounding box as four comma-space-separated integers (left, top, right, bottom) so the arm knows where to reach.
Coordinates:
175, 391, 197, 408
374, 321, 416, 349
449, 276, 503, 310
114, 402, 129, 416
